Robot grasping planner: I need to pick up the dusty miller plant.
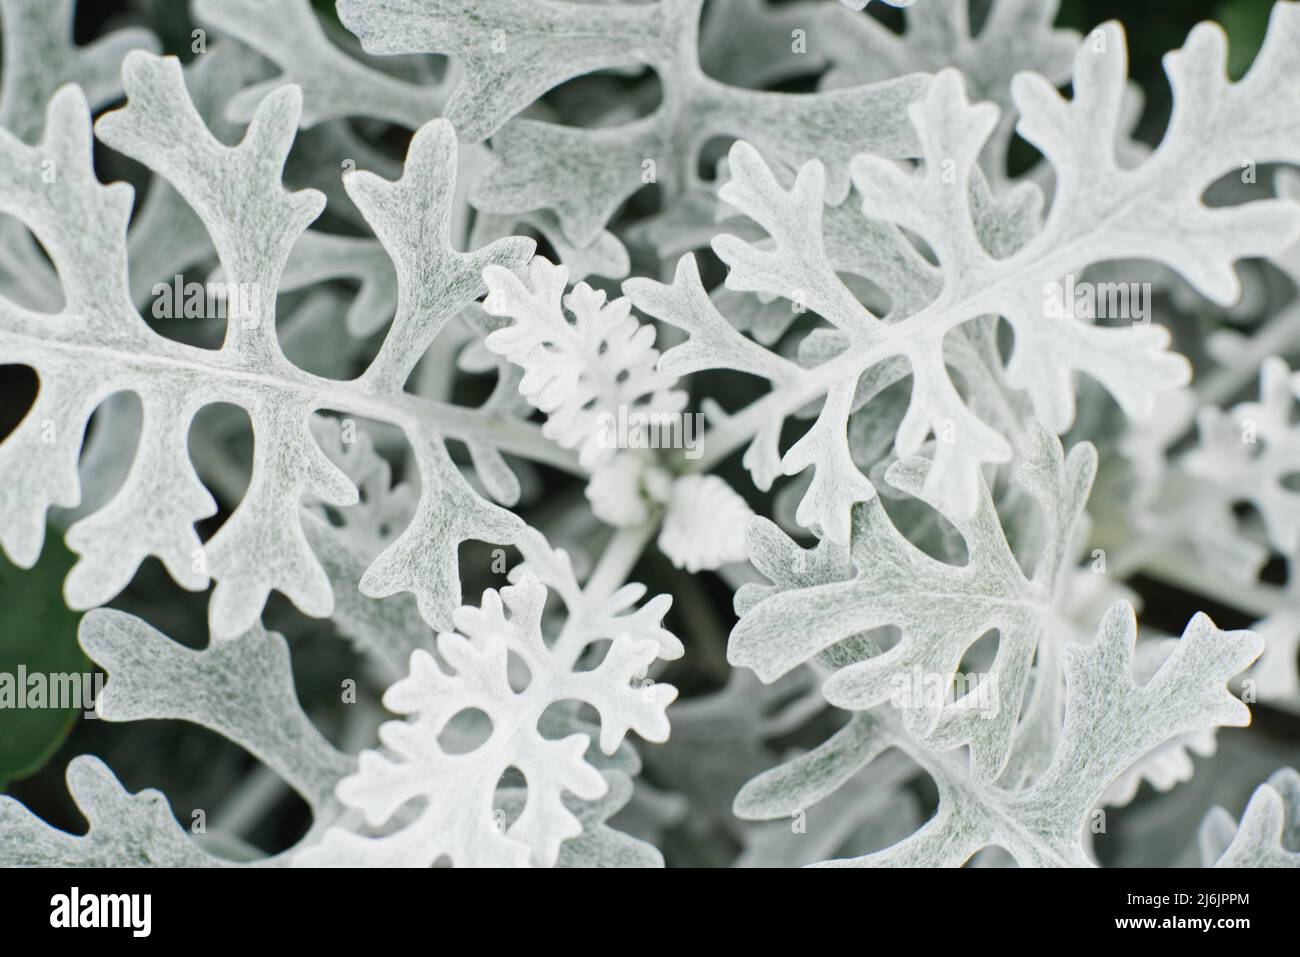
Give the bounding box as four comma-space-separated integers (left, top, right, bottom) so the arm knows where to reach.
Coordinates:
0, 0, 1297, 868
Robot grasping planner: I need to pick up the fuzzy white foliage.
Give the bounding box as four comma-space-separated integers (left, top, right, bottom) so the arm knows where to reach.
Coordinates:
0, 50, 552, 640
632, 11, 1300, 531
1, 0, 1299, 872
194, 0, 445, 130
732, 423, 1095, 781
338, 0, 928, 249
1, 609, 352, 866
1185, 357, 1300, 555
1200, 768, 1300, 867
2, 547, 682, 868
658, 474, 753, 573
734, 602, 1262, 867
299, 573, 678, 867
483, 256, 686, 471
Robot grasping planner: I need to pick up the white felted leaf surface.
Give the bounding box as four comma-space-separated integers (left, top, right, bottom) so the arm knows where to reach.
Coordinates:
731, 423, 1095, 780
2, 0, 1298, 873
733, 604, 1261, 867
1, 608, 355, 867
1199, 768, 1300, 867
633, 11, 1300, 529
658, 474, 753, 572
298, 574, 678, 867
483, 256, 685, 471
0, 756, 222, 867
0, 51, 557, 638
195, 0, 444, 129
815, 605, 1261, 867
340, 0, 927, 246
1184, 356, 1300, 555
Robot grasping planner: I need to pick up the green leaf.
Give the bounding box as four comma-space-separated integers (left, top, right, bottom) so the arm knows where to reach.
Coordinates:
0, 526, 90, 788
1217, 0, 1274, 79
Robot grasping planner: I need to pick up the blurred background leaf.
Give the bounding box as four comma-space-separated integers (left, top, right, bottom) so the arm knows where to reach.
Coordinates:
0, 526, 89, 789
1215, 0, 1273, 78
